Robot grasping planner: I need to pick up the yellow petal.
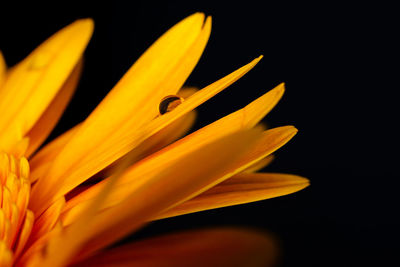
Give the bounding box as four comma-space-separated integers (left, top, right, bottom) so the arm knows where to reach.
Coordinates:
44, 129, 265, 265
104, 111, 197, 177
152, 83, 284, 161
16, 221, 63, 266
97, 87, 199, 178
242, 155, 275, 173
0, 240, 12, 267
27, 197, 65, 245
29, 13, 211, 213
13, 210, 34, 259
60, 87, 287, 225
0, 51, 6, 87
30, 55, 262, 215
31, 88, 196, 185
178, 86, 199, 98
156, 172, 309, 220
0, 19, 93, 153
25, 58, 83, 157
29, 125, 79, 183
8, 137, 29, 159
74, 228, 277, 267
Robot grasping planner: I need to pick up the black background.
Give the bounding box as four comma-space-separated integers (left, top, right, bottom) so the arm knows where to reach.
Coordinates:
0, 1, 398, 266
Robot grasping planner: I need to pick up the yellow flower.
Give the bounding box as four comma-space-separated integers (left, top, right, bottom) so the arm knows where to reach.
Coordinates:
0, 13, 309, 266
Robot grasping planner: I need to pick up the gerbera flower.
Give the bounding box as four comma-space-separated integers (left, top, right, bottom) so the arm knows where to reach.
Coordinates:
0, 13, 309, 266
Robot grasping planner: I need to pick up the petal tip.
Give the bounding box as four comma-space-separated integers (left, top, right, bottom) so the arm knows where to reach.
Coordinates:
271, 83, 285, 97
284, 125, 298, 135
73, 18, 95, 34
204, 15, 212, 28
188, 12, 206, 23
293, 175, 310, 185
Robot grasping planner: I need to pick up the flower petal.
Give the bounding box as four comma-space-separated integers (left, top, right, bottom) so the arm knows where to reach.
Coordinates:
13, 210, 34, 259
41, 129, 265, 265
29, 126, 79, 183
75, 228, 277, 267
16, 222, 63, 266
25, 58, 83, 157
30, 87, 197, 184
29, 13, 211, 213
0, 19, 93, 153
60, 84, 285, 225
103, 111, 197, 176
156, 172, 309, 220
80, 127, 296, 256
0, 51, 6, 87
242, 155, 275, 173
27, 197, 65, 245
0, 240, 12, 267
30, 55, 262, 215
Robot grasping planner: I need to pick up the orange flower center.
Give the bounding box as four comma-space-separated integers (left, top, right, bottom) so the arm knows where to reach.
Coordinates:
0, 152, 32, 264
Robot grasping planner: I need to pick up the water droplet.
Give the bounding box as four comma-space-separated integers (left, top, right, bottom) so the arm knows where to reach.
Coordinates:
159, 95, 184, 114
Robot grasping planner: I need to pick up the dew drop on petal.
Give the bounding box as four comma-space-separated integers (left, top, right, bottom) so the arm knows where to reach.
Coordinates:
159, 95, 184, 114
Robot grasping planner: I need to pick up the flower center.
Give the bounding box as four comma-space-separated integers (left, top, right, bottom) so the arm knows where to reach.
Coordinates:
0, 152, 32, 264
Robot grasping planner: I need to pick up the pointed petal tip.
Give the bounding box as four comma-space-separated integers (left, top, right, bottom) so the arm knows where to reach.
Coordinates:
187, 12, 206, 23
204, 15, 212, 27
290, 175, 310, 185
272, 173, 310, 188
270, 125, 298, 143
76, 17, 94, 25
193, 12, 205, 17
72, 18, 94, 33
289, 126, 299, 138
292, 176, 310, 191
249, 55, 263, 67
269, 83, 285, 97
277, 82, 285, 91
243, 56, 263, 70
280, 125, 298, 134
191, 13, 212, 27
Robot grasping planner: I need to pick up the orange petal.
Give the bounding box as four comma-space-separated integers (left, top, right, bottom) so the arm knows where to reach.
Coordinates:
75, 228, 277, 267
13, 209, 34, 259
0, 19, 93, 153
0, 240, 12, 267
156, 172, 309, 220
8, 138, 29, 159
103, 110, 197, 178
63, 85, 288, 226
178, 86, 199, 98
29, 125, 79, 183
26, 197, 65, 246
99, 87, 199, 178
30, 55, 262, 215
242, 155, 275, 173
43, 129, 265, 265
16, 221, 63, 266
25, 58, 83, 157
29, 13, 211, 213
31, 87, 197, 185
0, 51, 6, 87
